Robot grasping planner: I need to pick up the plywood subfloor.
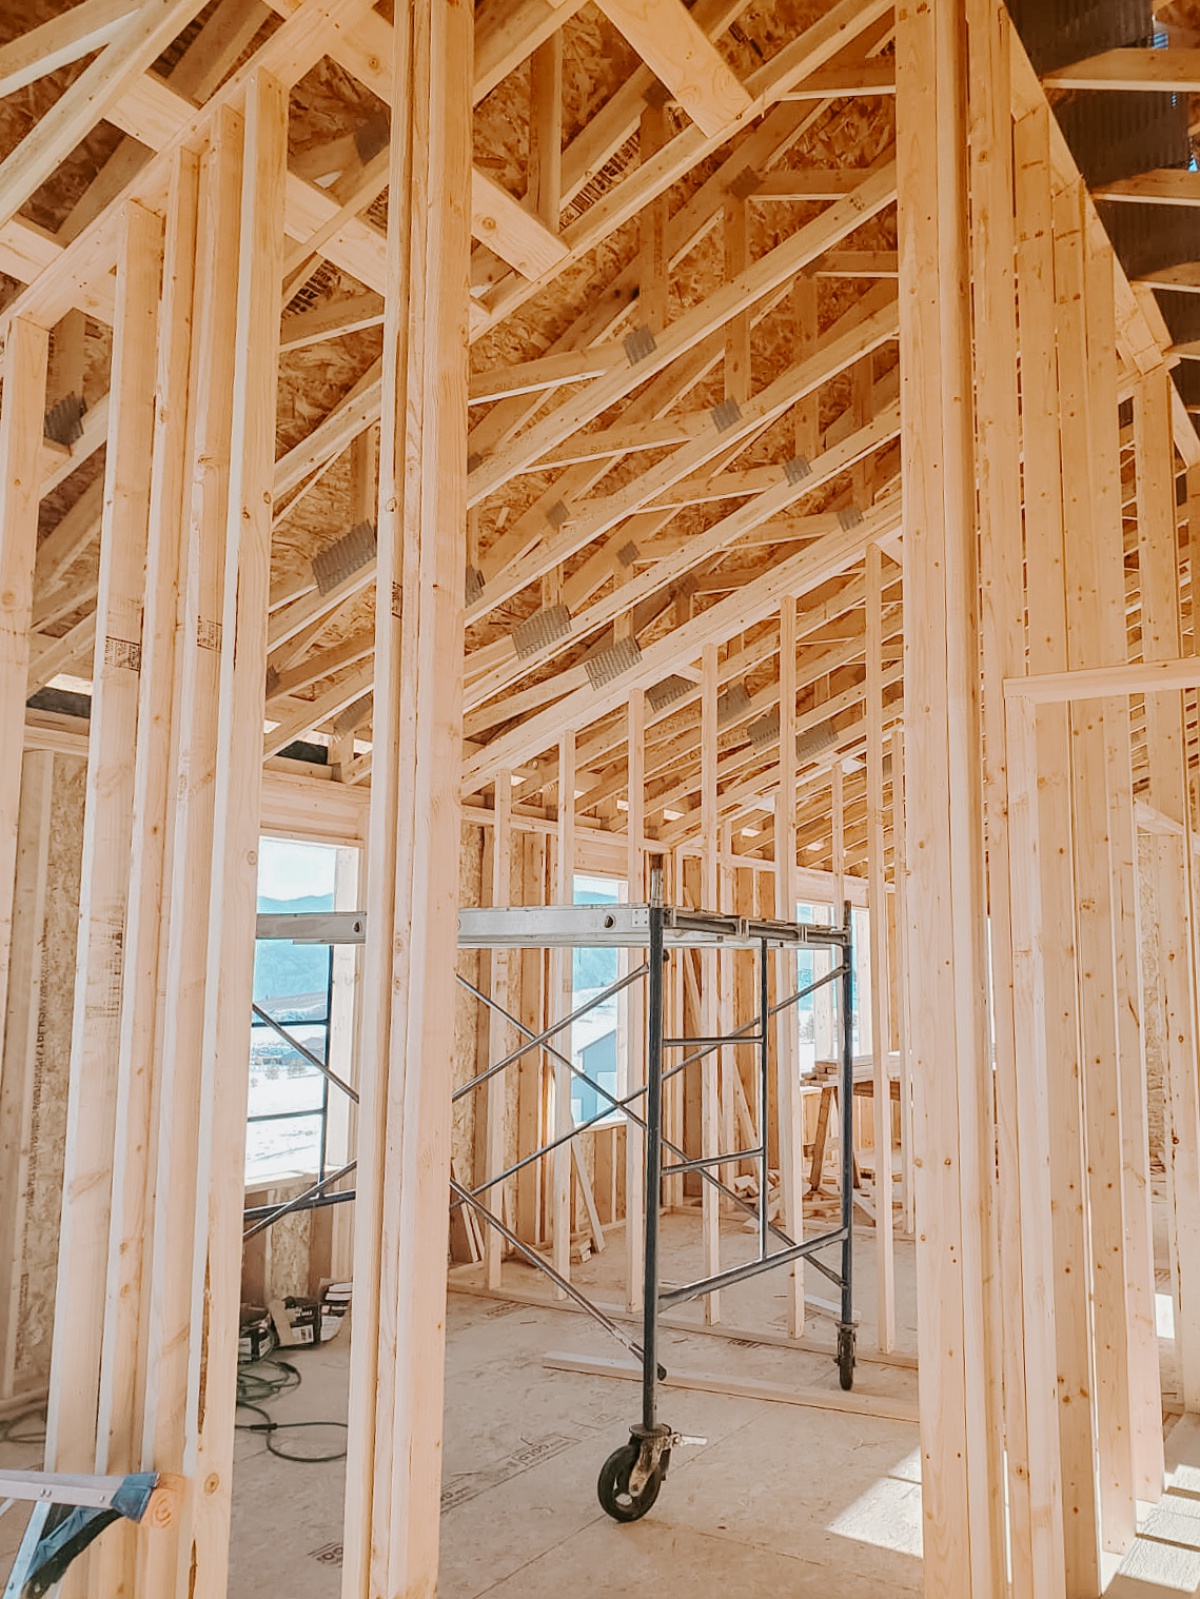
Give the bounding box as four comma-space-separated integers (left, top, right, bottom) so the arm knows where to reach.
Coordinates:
3, 1206, 1195, 1596
227, 1214, 924, 1598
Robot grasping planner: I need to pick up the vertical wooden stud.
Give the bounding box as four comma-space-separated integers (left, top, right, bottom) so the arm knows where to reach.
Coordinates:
700, 642, 721, 1323
553, 729, 576, 1292
0, 317, 51, 1062
486, 774, 513, 1289
1015, 104, 1099, 1597
90, 149, 201, 1599
0, 750, 54, 1401
341, 5, 472, 1585
865, 542, 895, 1351
775, 597, 805, 1336
626, 688, 646, 1311
1136, 364, 1200, 1422
528, 32, 562, 231
191, 71, 287, 1597
1055, 178, 1135, 1558
896, 1, 1008, 1591
46, 199, 164, 1476
969, 10, 1061, 1589
136, 107, 244, 1599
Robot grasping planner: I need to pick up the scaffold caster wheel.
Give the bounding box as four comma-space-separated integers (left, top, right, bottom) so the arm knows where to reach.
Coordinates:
597, 1441, 663, 1523
836, 1322, 856, 1391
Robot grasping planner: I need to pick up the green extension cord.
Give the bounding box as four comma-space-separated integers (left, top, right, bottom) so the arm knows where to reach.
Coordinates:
235, 1325, 347, 1465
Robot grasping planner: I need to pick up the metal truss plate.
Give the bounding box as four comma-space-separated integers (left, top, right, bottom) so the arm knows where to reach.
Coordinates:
511, 602, 571, 658
585, 634, 642, 688
646, 673, 692, 713
623, 325, 657, 365
311, 520, 378, 594
747, 707, 781, 749
710, 397, 741, 432
795, 720, 839, 764
717, 680, 751, 727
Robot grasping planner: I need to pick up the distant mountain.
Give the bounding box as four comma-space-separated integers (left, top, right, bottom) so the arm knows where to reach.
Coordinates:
254, 892, 335, 1008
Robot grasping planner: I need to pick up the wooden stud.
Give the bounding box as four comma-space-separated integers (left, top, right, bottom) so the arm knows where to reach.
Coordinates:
136, 106, 244, 1599
891, 726, 915, 1235
486, 775, 514, 1289
1136, 364, 1200, 1421
665, 845, 686, 1210
865, 542, 894, 1351
775, 597, 804, 1336
190, 71, 287, 1596
553, 729, 576, 1294
46, 199, 165, 1479
1056, 177, 1135, 1558
792, 272, 820, 461
1085, 216, 1160, 1514
896, 1, 1008, 1591
700, 642, 721, 1323
724, 193, 750, 405
340, 4, 472, 1589
0, 317, 50, 1036
1016, 104, 1100, 1594
95, 142, 200, 1521
625, 689, 646, 1311
638, 100, 669, 336
528, 32, 563, 231
516, 833, 546, 1245
0, 750, 54, 1402
971, 18, 1064, 1588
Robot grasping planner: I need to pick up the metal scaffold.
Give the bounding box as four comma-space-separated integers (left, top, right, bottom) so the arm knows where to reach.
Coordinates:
251, 877, 856, 1522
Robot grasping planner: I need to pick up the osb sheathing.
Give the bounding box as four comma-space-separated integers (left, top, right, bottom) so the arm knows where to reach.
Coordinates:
268, 17, 896, 727
5, 0, 900, 760
10, 751, 86, 1392
242, 1178, 314, 1305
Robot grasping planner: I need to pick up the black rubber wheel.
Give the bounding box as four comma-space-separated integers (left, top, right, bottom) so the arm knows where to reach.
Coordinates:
597, 1442, 662, 1523
837, 1326, 856, 1391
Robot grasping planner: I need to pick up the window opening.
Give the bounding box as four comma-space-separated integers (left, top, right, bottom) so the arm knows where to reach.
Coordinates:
248, 837, 343, 1185
570, 872, 626, 1125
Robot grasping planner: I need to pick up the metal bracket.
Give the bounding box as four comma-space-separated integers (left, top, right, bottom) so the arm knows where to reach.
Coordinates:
747, 707, 781, 749
710, 397, 741, 433
623, 325, 657, 366
727, 165, 762, 201
43, 393, 86, 448
311, 520, 378, 594
331, 694, 373, 737
511, 602, 571, 659
795, 720, 838, 764
717, 681, 751, 727
646, 674, 692, 714
585, 634, 642, 688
